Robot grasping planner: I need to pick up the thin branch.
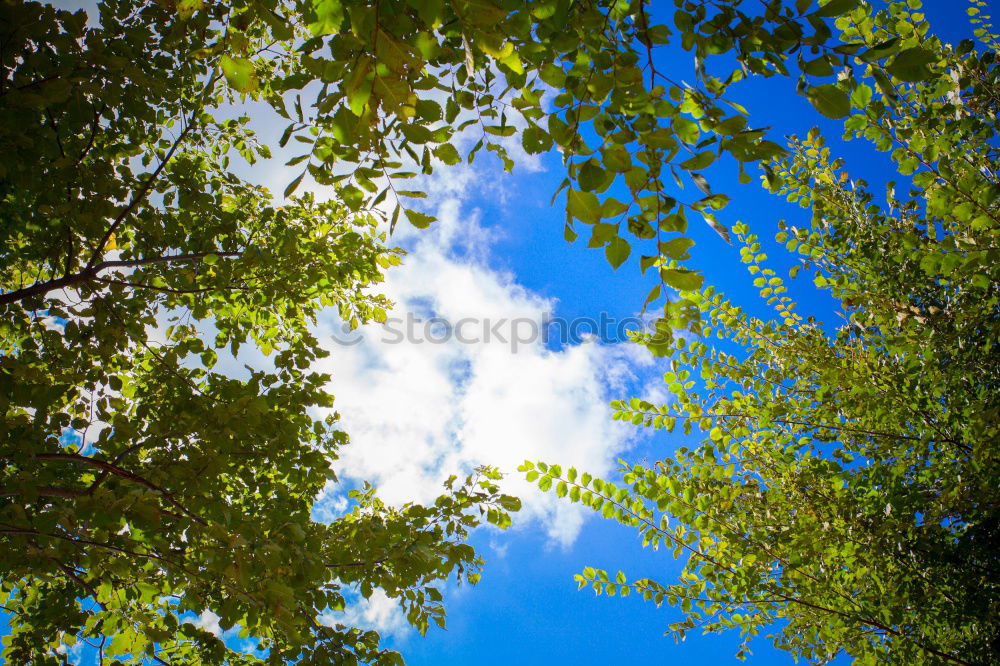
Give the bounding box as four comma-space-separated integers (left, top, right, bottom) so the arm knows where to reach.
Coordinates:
94, 276, 248, 296
85, 94, 212, 272
0, 452, 207, 526
0, 252, 241, 307
73, 103, 105, 168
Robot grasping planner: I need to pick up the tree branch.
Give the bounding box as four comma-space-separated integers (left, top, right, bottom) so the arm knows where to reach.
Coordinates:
85, 116, 197, 272
0, 252, 241, 307
1, 452, 207, 526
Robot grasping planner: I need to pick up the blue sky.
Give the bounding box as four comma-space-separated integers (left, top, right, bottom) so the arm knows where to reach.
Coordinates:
11, 1, 974, 664
346, 5, 972, 664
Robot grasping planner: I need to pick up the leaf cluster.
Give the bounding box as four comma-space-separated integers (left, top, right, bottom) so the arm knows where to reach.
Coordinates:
0, 1, 519, 663
529, 2, 1000, 663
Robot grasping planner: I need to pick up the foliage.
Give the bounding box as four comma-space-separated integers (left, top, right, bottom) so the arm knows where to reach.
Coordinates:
109, 0, 879, 341
526, 2, 1000, 663
0, 0, 928, 661
0, 1, 520, 663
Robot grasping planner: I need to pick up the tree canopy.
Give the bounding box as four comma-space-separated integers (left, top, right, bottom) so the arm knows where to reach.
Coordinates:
526, 2, 1000, 663
3, 0, 983, 663
1, 1, 520, 663
16, 0, 879, 338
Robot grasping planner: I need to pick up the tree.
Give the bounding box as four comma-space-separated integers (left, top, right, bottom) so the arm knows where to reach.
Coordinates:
0, 0, 882, 662
526, 2, 1000, 663
0, 2, 519, 663
36, 0, 870, 336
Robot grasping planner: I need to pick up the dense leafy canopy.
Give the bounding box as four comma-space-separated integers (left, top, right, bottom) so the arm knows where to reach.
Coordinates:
1, 1, 520, 663
3, 0, 975, 662
97, 0, 882, 341
527, 2, 1000, 663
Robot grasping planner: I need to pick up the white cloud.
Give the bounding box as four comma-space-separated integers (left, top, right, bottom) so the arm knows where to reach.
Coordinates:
189, 609, 265, 656
313, 181, 654, 546
310, 491, 348, 524
193, 609, 222, 637
203, 85, 661, 550
320, 590, 409, 639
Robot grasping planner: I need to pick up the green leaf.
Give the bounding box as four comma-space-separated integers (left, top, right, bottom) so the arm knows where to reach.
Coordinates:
309, 0, 345, 35
601, 144, 632, 172
680, 152, 715, 171
659, 238, 695, 260
220, 55, 258, 94
567, 190, 601, 224
850, 84, 873, 108
284, 171, 305, 198
344, 58, 374, 115
485, 125, 517, 137
433, 143, 462, 165
872, 68, 898, 100
661, 269, 703, 291
601, 198, 629, 219
806, 84, 850, 119
812, 0, 860, 18
578, 162, 607, 192
802, 56, 835, 77
522, 126, 553, 154
175, 0, 203, 20
642, 284, 661, 311
405, 209, 436, 228
498, 496, 522, 512
400, 123, 433, 143
605, 237, 631, 270
886, 47, 937, 82
673, 118, 700, 144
